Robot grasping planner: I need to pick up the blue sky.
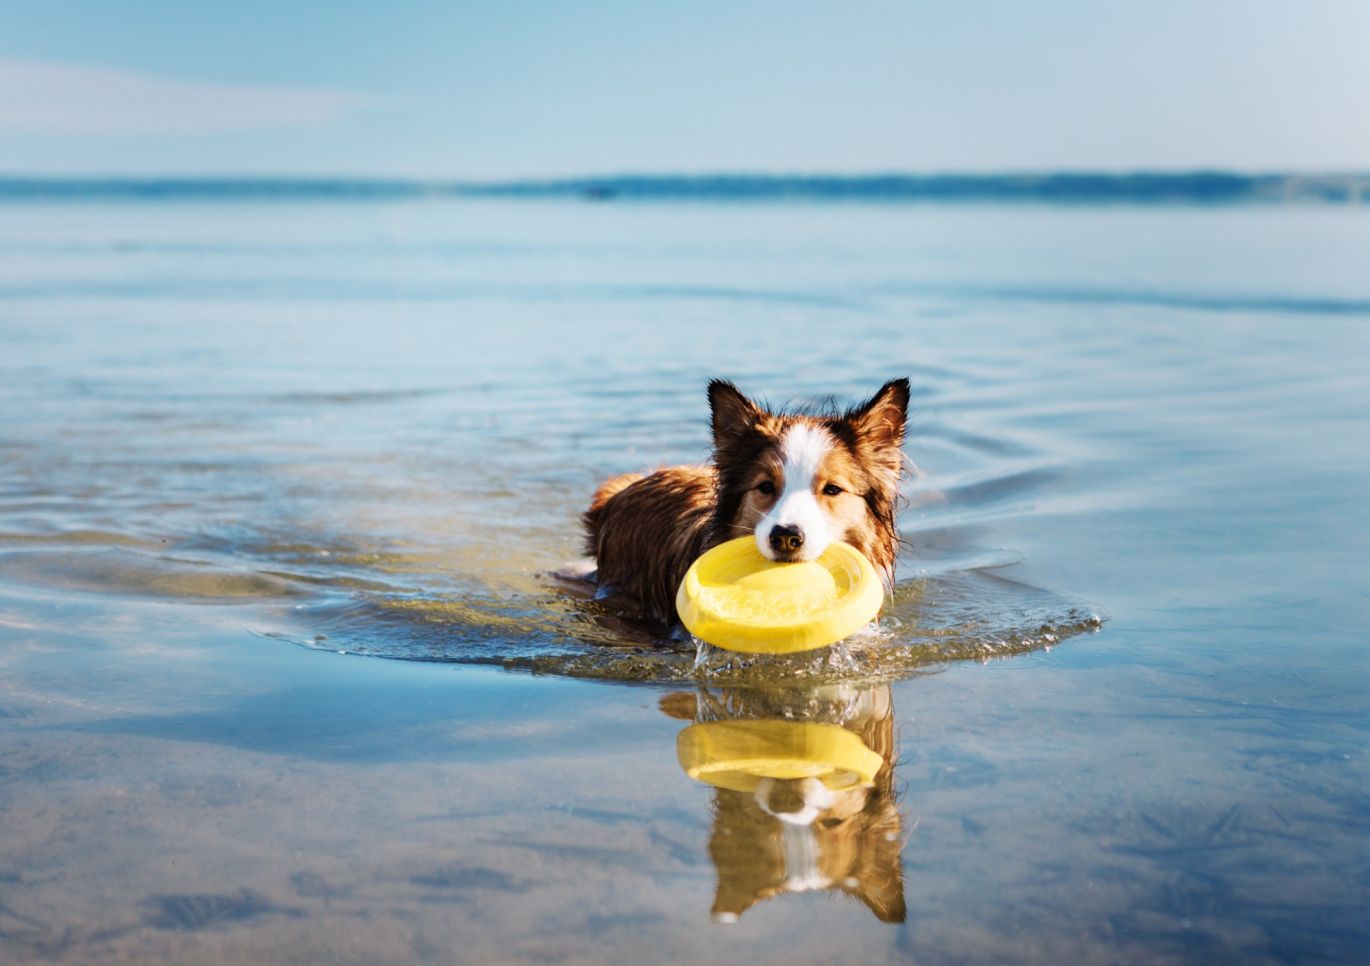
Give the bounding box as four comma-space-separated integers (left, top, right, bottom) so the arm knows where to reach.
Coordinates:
2, 0, 1367, 178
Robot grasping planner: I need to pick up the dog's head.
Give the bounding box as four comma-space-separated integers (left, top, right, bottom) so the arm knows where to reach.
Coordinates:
708, 379, 910, 582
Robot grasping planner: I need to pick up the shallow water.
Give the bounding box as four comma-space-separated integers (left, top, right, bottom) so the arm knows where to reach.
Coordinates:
1, 198, 1368, 963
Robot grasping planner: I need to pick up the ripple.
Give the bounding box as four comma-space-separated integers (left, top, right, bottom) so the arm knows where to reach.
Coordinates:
271, 568, 1103, 684
262, 386, 454, 407
909, 465, 1062, 513
0, 549, 304, 601
0, 277, 870, 311
0, 529, 162, 549
877, 281, 1370, 317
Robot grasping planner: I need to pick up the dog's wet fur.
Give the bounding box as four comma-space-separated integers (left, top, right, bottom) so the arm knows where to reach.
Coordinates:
583, 379, 910, 624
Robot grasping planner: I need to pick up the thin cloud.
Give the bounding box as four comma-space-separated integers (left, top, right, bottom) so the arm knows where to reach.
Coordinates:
0, 59, 370, 134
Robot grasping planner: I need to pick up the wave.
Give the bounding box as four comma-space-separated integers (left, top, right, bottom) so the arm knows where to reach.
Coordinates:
3, 275, 1364, 316
879, 282, 1370, 317
1, 172, 1367, 205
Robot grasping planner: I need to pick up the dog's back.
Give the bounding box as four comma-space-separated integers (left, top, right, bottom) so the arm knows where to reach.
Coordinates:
582, 465, 717, 622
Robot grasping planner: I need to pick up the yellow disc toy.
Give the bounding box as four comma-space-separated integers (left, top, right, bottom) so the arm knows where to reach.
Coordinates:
677, 719, 883, 793
675, 537, 885, 653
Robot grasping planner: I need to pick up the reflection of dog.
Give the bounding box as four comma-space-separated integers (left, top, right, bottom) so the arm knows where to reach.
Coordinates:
585, 379, 910, 624
663, 686, 906, 923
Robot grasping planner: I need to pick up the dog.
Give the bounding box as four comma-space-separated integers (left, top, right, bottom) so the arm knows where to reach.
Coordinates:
661, 684, 907, 923
583, 378, 910, 625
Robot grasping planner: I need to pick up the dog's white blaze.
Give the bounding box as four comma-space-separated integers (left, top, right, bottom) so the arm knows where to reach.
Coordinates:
755, 423, 835, 562
780, 825, 831, 891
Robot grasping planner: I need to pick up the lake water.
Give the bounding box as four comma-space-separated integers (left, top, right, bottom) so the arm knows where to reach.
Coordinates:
1, 197, 1367, 963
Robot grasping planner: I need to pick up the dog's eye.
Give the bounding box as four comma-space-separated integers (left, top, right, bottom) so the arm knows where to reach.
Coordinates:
757, 481, 776, 496
822, 483, 843, 497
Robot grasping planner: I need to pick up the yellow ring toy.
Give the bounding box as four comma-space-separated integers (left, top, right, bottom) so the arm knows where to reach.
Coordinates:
675, 537, 884, 653
677, 719, 883, 793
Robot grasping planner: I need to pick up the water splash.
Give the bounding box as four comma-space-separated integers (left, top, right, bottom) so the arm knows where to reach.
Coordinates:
276, 567, 1103, 684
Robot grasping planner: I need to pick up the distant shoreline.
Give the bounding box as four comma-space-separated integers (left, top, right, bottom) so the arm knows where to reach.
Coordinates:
1, 172, 1367, 204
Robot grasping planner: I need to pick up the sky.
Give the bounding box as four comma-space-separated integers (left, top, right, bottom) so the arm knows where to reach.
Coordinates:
1, 0, 1368, 179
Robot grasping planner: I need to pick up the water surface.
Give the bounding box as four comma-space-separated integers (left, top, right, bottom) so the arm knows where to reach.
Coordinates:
1, 198, 1367, 963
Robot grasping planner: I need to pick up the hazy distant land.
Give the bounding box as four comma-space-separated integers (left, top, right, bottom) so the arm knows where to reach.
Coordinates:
1, 172, 1367, 203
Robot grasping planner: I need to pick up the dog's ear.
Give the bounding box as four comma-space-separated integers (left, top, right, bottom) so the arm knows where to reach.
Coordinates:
847, 378, 910, 452
845, 793, 907, 923
708, 379, 763, 449
658, 692, 699, 721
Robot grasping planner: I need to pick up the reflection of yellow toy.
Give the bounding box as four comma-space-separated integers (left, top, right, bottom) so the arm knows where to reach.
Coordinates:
677, 719, 883, 793
675, 537, 884, 653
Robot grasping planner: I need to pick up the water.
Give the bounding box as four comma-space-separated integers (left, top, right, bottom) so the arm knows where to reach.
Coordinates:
1, 197, 1367, 963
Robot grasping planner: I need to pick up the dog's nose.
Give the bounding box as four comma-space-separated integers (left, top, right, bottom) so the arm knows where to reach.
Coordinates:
766, 781, 806, 815
769, 525, 804, 554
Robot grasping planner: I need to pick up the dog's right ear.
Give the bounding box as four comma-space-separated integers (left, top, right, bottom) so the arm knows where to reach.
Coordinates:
708, 379, 763, 449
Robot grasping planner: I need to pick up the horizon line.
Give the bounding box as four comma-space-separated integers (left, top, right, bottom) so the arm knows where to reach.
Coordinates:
2, 167, 1369, 180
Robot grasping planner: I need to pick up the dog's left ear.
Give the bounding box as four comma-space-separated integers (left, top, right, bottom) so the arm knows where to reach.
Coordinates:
848, 378, 910, 451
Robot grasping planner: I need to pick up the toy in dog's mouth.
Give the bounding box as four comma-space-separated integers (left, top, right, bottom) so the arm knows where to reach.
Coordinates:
675, 537, 885, 654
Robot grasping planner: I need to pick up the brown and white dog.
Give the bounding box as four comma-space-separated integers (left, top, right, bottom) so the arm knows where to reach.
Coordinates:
583, 379, 910, 625
661, 684, 907, 923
